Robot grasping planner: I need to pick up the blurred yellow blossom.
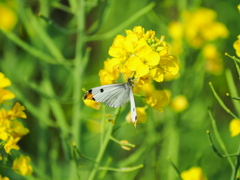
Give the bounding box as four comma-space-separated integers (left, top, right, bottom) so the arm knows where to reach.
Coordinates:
203, 44, 223, 75
0, 72, 11, 88
12, 155, 33, 176
8, 102, 27, 119
0, 3, 18, 32
4, 136, 20, 154
171, 95, 188, 112
126, 107, 147, 124
0, 88, 15, 104
0, 175, 9, 180
169, 8, 228, 49
0, 72, 30, 165
233, 35, 240, 57
229, 119, 240, 137
146, 90, 169, 112
181, 167, 207, 180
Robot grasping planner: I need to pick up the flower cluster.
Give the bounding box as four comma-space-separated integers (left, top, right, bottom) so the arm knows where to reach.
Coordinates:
169, 8, 228, 50
98, 26, 179, 114
101, 26, 179, 84
0, 72, 32, 177
168, 7, 228, 75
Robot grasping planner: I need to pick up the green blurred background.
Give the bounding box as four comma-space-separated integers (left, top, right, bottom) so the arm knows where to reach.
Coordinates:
0, 0, 240, 179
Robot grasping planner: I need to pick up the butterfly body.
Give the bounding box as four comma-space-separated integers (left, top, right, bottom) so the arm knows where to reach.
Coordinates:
84, 79, 137, 126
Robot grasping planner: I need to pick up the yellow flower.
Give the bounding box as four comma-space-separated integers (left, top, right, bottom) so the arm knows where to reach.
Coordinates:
146, 90, 169, 112
181, 167, 207, 180
126, 107, 147, 124
105, 26, 179, 81
0, 72, 11, 88
0, 126, 8, 140
12, 155, 33, 176
8, 102, 27, 120
10, 121, 29, 138
203, 44, 223, 75
4, 136, 20, 154
99, 58, 120, 85
0, 175, 9, 180
171, 95, 188, 112
229, 119, 240, 137
233, 35, 240, 57
126, 44, 160, 77
0, 3, 18, 32
170, 8, 229, 49
0, 88, 15, 104
150, 55, 179, 82
83, 99, 101, 110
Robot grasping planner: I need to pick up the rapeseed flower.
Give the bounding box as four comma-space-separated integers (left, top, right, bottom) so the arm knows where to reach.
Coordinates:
181, 167, 207, 180
0, 2, 18, 32
229, 119, 240, 137
203, 44, 223, 75
0, 175, 9, 180
170, 95, 189, 112
168, 7, 228, 50
0, 73, 32, 176
86, 26, 179, 126
233, 35, 240, 57
12, 155, 33, 176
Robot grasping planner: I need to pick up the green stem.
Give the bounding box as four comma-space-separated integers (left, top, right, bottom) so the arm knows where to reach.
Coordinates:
1, 30, 55, 64
208, 109, 235, 170
85, 2, 155, 41
225, 69, 240, 117
209, 82, 239, 119
88, 122, 113, 180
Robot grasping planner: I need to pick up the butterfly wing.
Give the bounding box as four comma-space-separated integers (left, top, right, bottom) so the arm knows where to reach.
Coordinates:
84, 83, 131, 108
129, 88, 137, 126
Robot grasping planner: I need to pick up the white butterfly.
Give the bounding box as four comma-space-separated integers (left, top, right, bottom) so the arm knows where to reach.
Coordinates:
84, 78, 137, 126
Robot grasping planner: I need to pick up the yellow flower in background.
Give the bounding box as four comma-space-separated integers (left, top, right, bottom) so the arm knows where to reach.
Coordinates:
181, 167, 207, 180
229, 119, 240, 137
233, 35, 240, 57
126, 107, 147, 124
0, 72, 30, 159
4, 136, 20, 153
8, 102, 27, 119
0, 3, 18, 32
0, 175, 9, 180
168, 7, 228, 49
203, 44, 223, 75
10, 121, 29, 138
0, 72, 11, 88
171, 95, 188, 112
146, 90, 169, 112
12, 156, 33, 176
